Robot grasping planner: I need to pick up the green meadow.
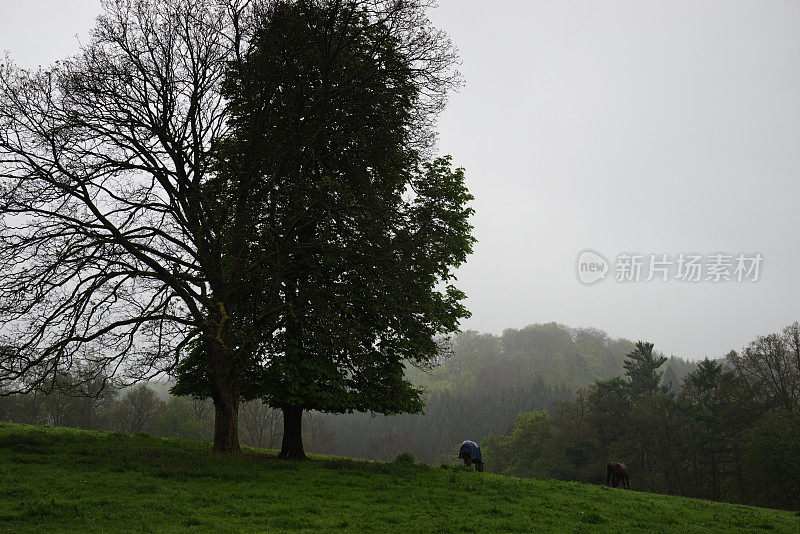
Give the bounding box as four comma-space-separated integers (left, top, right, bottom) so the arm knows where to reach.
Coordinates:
1, 422, 798, 533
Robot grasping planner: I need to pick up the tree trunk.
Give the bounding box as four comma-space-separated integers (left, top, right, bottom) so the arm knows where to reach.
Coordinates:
278, 405, 306, 459
212, 391, 241, 453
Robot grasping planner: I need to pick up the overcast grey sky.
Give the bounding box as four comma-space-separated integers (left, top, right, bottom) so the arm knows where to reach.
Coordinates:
1, 1, 798, 360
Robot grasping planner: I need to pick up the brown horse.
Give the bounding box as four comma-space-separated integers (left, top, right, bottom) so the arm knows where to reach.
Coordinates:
606, 461, 630, 489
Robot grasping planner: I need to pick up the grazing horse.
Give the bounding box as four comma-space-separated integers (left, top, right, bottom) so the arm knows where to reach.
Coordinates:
606, 461, 629, 489
459, 440, 484, 472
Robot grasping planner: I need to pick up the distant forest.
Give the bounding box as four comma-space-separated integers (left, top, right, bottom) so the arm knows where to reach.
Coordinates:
319, 323, 694, 464
0, 323, 693, 464
483, 322, 800, 510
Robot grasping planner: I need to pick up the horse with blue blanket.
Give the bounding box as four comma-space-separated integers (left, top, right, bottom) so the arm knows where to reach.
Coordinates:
458, 440, 484, 472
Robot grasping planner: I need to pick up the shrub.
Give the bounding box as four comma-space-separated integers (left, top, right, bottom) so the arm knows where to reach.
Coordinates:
394, 452, 415, 464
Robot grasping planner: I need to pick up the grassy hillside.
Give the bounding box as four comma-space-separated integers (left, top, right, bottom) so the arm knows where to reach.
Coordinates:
1, 423, 797, 533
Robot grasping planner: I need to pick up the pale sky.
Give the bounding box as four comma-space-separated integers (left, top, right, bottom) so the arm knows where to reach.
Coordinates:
1, 1, 799, 360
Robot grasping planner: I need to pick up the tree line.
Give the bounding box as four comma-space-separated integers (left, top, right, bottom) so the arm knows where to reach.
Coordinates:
1, 323, 693, 465
483, 322, 800, 510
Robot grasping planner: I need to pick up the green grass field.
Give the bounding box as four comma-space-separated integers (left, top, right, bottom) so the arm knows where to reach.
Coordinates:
1, 422, 798, 532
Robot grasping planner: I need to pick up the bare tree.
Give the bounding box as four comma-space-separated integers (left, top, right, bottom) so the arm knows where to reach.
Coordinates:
730, 322, 800, 416
239, 400, 282, 449
0, 0, 265, 452
304, 411, 337, 454
123, 384, 164, 433
189, 397, 214, 424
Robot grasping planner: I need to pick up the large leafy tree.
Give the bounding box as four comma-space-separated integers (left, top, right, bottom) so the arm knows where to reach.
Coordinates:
174, 1, 472, 459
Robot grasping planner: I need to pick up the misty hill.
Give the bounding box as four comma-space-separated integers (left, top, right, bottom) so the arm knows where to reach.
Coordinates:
2, 422, 797, 532
411, 322, 694, 392
318, 323, 696, 464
